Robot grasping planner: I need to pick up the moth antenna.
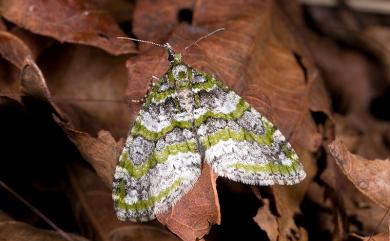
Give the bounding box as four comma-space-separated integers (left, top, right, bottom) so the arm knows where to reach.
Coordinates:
184, 28, 225, 51
117, 36, 166, 48
117, 37, 176, 62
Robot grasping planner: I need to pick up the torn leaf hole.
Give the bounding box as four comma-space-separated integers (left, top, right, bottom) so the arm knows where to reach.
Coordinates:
177, 8, 193, 24
370, 88, 390, 121
310, 111, 328, 125
293, 51, 308, 84
97, 32, 110, 40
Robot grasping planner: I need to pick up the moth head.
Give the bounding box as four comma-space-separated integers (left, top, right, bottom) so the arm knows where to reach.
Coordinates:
164, 43, 182, 64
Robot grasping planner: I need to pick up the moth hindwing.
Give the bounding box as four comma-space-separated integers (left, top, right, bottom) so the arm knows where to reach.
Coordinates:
112, 45, 306, 222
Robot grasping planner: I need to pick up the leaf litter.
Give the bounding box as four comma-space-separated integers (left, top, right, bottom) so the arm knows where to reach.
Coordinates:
0, 0, 390, 241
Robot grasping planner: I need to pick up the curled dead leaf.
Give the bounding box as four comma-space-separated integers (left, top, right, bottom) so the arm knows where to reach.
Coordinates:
124, 0, 328, 239
0, 211, 89, 241
0, 29, 34, 102
59, 124, 124, 187
361, 26, 390, 84
0, 19, 5, 30
132, 0, 194, 47
66, 163, 180, 241
329, 139, 390, 209
0, 0, 136, 55
157, 164, 220, 241
0, 30, 32, 68
350, 231, 390, 241
253, 198, 279, 241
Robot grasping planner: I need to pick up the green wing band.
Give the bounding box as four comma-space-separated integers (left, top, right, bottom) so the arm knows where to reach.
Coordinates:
132, 99, 250, 141
119, 140, 197, 179
116, 178, 183, 211
230, 160, 301, 175
201, 123, 276, 149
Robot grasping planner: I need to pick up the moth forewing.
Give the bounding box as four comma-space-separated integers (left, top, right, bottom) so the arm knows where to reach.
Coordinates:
112, 44, 306, 222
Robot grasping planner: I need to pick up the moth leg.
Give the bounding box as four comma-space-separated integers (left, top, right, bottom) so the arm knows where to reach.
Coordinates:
129, 76, 159, 103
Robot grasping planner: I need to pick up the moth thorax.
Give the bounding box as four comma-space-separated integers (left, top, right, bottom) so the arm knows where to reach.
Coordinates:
177, 89, 195, 113
172, 64, 191, 88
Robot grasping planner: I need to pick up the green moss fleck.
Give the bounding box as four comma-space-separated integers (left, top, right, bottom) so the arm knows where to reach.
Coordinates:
194, 93, 201, 107
282, 145, 296, 161
178, 71, 186, 79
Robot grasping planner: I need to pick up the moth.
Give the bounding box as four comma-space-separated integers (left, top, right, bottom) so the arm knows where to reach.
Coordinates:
112, 40, 306, 222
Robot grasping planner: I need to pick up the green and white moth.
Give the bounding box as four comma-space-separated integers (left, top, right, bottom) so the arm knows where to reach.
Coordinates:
112, 42, 306, 222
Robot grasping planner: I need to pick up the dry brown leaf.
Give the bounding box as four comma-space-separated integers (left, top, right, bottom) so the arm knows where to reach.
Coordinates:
60, 127, 124, 186
10, 27, 56, 61
125, 0, 329, 239
17, 45, 131, 186
350, 231, 390, 241
133, 0, 194, 47
37, 45, 131, 138
272, 148, 313, 241
321, 118, 389, 233
94, 0, 134, 23
0, 28, 35, 102
7, 0, 329, 240
0, 57, 22, 102
157, 164, 220, 241
0, 30, 32, 68
253, 198, 279, 241
364, 233, 389, 241
0, 25, 57, 103
128, 0, 330, 150
66, 163, 180, 241
329, 139, 390, 209
0, 0, 136, 55
0, 18, 6, 31
281, 3, 390, 237
0, 211, 90, 241
322, 145, 388, 235
20, 56, 59, 106
361, 26, 390, 84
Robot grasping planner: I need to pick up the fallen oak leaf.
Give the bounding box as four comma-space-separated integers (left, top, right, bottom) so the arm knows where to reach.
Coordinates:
20, 56, 66, 118
360, 26, 390, 85
95, 0, 134, 23
0, 30, 32, 68
66, 163, 181, 241
0, 19, 5, 30
0, 26, 56, 102
0, 214, 90, 241
157, 164, 220, 241
271, 145, 314, 241
126, 0, 328, 239
0, 0, 136, 55
273, 185, 309, 241
328, 139, 390, 209
36, 45, 131, 139
132, 0, 194, 48
350, 232, 389, 241
0, 202, 90, 241
19, 44, 131, 184
253, 198, 279, 241
58, 122, 124, 187
0, 29, 35, 102
0, 49, 22, 103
